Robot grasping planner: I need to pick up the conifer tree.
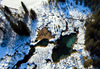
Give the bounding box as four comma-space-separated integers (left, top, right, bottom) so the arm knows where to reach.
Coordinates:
91, 46, 99, 55
21, 1, 29, 14
94, 58, 100, 68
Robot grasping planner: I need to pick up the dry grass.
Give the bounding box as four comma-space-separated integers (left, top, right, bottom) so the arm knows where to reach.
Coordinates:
36, 28, 55, 40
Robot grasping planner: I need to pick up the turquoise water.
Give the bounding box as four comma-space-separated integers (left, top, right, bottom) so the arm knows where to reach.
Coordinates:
52, 33, 77, 62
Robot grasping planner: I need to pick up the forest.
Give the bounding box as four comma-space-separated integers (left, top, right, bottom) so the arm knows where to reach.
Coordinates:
81, 0, 100, 68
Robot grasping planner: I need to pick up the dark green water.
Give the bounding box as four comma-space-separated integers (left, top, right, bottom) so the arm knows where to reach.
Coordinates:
52, 33, 77, 62
35, 39, 49, 47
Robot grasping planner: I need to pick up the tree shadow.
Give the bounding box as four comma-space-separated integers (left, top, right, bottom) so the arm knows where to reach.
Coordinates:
23, 13, 29, 23
29, 19, 38, 42
1, 23, 13, 47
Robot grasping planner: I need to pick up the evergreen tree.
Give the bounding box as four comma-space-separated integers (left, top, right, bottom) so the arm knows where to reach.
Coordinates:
93, 58, 100, 68
85, 38, 94, 50
84, 0, 100, 68
21, 1, 29, 14
91, 46, 99, 55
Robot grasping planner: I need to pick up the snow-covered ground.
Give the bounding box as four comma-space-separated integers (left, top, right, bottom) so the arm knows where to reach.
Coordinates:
0, 0, 93, 69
